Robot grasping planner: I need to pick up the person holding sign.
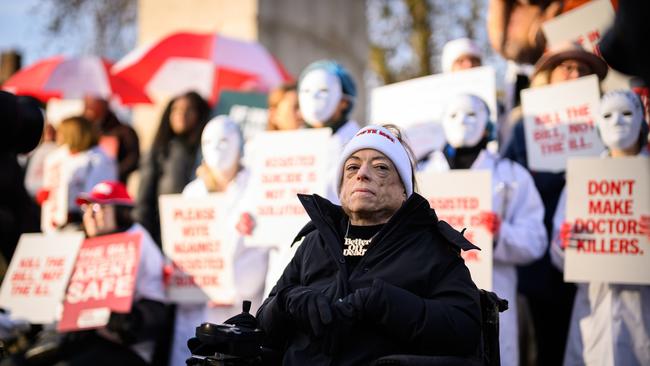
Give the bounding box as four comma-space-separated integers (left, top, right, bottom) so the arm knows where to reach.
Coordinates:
56, 181, 166, 365
421, 94, 547, 366
551, 89, 650, 366
502, 41, 609, 366
169, 116, 270, 366
257, 125, 482, 365
298, 60, 360, 202
39, 116, 117, 232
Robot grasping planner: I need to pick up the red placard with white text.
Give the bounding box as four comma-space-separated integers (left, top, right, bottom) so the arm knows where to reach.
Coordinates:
58, 232, 141, 331
0, 233, 84, 324
159, 194, 236, 304
417, 170, 493, 290
522, 75, 604, 172
565, 157, 650, 284
242, 129, 332, 247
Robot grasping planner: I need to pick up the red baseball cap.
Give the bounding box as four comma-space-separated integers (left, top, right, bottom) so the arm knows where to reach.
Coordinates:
76, 181, 134, 207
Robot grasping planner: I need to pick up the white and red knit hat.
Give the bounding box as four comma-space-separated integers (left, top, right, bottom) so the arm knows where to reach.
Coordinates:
335, 125, 414, 198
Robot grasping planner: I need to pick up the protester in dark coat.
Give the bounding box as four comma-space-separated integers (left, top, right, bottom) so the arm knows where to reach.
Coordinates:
134, 91, 210, 245
257, 125, 482, 366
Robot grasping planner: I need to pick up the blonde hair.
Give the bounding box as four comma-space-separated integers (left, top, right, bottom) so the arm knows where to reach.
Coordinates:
57, 116, 98, 153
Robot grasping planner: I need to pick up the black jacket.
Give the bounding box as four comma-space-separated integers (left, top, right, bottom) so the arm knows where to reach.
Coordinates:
257, 193, 482, 366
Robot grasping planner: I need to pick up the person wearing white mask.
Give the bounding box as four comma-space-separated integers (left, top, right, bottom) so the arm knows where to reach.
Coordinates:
252, 61, 362, 300
298, 60, 361, 203
550, 90, 650, 366
441, 38, 483, 73
169, 116, 270, 366
420, 94, 547, 366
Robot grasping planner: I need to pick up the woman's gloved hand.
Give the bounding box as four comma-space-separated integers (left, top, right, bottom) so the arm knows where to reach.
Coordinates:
280, 286, 333, 337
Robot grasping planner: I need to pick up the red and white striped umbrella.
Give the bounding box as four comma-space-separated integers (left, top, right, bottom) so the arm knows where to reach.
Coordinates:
2, 56, 151, 105
112, 32, 292, 105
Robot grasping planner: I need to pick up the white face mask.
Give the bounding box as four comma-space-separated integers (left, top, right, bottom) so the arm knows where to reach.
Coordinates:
597, 92, 644, 151
201, 117, 242, 172
442, 95, 489, 148
299, 69, 343, 127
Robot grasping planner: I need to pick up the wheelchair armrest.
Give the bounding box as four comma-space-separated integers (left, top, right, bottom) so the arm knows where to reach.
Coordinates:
371, 354, 482, 366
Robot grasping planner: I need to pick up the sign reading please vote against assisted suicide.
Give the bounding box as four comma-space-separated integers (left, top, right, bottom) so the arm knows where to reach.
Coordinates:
242, 128, 332, 247
0, 233, 84, 324
565, 157, 650, 284
58, 232, 141, 331
417, 170, 493, 290
522, 75, 604, 172
159, 194, 235, 304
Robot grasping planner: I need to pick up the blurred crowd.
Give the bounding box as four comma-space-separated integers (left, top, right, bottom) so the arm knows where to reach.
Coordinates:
1, 1, 650, 365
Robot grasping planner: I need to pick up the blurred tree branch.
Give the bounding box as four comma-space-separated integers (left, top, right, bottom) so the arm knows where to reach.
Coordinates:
43, 0, 136, 58
368, 0, 494, 86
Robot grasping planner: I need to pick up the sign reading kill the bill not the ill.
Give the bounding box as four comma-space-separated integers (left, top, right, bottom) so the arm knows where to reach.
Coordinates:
370, 66, 496, 160
242, 128, 332, 247
564, 156, 650, 285
542, 0, 629, 91
159, 194, 236, 304
522, 75, 604, 173
0, 233, 84, 324
417, 170, 493, 290
58, 232, 141, 332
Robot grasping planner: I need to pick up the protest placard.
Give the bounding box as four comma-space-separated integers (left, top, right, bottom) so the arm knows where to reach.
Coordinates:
242, 129, 332, 247
58, 232, 141, 331
417, 170, 493, 290
370, 66, 496, 160
522, 75, 604, 172
159, 194, 236, 304
565, 156, 650, 284
0, 233, 84, 324
213, 91, 268, 142
542, 0, 629, 91
41, 148, 69, 233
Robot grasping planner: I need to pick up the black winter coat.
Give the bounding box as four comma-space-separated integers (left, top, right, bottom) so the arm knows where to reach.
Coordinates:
257, 193, 482, 366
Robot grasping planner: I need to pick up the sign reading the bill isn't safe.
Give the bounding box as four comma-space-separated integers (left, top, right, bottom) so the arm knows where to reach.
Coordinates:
522, 75, 604, 172
58, 232, 141, 332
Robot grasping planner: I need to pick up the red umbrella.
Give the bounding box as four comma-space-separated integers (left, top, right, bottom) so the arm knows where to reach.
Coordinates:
2, 56, 151, 105
112, 32, 292, 105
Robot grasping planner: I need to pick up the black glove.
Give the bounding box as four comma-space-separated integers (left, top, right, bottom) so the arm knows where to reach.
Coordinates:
333, 286, 373, 321
281, 286, 333, 337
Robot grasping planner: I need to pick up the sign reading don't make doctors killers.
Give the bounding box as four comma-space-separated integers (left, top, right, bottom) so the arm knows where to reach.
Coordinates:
565, 156, 650, 285
58, 232, 141, 332
417, 170, 493, 290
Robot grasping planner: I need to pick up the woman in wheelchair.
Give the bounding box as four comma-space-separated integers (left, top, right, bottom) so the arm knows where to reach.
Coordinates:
256, 125, 483, 365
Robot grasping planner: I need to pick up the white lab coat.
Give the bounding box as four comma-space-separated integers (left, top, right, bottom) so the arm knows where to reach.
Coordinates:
421, 149, 547, 366
550, 150, 650, 366
170, 169, 270, 366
